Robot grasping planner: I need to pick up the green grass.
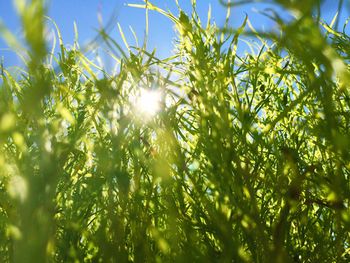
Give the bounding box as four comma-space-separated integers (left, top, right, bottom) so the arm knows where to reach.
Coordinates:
1, 0, 350, 262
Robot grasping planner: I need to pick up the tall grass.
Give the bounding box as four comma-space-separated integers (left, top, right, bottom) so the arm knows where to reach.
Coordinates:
0, 0, 350, 262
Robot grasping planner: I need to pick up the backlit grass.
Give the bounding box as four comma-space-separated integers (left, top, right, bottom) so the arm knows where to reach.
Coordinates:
0, 0, 350, 262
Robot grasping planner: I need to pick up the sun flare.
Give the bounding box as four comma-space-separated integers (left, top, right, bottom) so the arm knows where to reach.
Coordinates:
134, 88, 161, 116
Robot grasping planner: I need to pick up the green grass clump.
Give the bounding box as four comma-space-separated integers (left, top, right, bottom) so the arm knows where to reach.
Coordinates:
1, 0, 350, 262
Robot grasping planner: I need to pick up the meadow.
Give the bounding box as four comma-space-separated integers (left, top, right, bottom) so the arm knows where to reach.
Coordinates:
0, 0, 350, 262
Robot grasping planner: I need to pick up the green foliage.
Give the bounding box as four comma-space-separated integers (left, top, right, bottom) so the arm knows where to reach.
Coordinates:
1, 0, 350, 262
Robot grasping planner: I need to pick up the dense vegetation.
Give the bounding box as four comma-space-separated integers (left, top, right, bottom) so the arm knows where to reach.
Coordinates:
1, 0, 350, 262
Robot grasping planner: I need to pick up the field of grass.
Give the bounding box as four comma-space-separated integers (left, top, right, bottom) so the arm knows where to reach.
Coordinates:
1, 0, 350, 262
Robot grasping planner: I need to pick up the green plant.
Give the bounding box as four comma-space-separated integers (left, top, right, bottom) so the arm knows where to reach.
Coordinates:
0, 0, 350, 262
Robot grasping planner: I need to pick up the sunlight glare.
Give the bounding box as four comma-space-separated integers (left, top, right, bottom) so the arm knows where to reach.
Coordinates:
135, 88, 161, 116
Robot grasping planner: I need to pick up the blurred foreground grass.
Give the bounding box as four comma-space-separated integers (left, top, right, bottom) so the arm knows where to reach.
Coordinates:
1, 0, 350, 262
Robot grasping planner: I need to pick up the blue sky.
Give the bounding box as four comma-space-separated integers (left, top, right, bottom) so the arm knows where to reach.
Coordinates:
0, 0, 349, 68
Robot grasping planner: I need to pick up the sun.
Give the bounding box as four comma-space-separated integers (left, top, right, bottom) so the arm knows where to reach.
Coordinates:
134, 88, 162, 117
